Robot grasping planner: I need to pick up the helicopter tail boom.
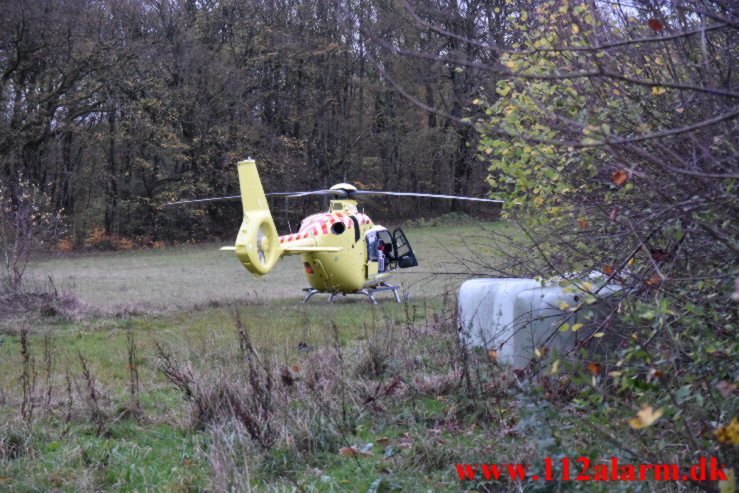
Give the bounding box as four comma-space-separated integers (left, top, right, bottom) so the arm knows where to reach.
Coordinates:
283, 246, 342, 254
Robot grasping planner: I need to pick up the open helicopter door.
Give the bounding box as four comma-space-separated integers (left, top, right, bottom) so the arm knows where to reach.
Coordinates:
392, 228, 418, 268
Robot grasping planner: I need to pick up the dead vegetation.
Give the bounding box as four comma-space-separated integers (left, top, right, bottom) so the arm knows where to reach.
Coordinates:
0, 287, 83, 321
0, 292, 722, 491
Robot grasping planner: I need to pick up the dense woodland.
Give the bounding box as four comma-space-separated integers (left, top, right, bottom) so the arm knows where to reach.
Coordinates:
0, 0, 524, 244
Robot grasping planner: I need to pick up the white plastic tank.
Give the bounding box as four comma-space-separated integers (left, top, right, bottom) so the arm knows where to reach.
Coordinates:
458, 278, 620, 369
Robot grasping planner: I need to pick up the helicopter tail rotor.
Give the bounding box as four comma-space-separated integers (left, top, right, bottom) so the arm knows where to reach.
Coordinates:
233, 159, 281, 276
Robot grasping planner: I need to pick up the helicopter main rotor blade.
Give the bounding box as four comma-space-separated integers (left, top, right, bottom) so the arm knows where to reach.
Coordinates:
163, 189, 504, 206
286, 190, 348, 198
163, 191, 332, 206
163, 195, 242, 206
351, 191, 504, 203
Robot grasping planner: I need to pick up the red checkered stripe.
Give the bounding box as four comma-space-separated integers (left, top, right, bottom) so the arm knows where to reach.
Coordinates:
279, 212, 373, 244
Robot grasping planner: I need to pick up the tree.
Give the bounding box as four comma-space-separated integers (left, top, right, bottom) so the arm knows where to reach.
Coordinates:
2, 0, 485, 245
369, 0, 738, 488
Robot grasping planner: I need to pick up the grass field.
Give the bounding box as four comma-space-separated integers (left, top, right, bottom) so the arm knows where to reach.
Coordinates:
0, 220, 533, 492
0, 220, 676, 492
23, 221, 501, 314
3, 220, 505, 401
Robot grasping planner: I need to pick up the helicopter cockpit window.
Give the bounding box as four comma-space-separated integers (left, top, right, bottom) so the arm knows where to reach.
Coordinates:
331, 222, 346, 235
377, 230, 393, 256
367, 229, 395, 271
367, 233, 379, 262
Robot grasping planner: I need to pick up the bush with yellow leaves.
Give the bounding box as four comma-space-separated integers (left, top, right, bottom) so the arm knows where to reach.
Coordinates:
715, 418, 739, 446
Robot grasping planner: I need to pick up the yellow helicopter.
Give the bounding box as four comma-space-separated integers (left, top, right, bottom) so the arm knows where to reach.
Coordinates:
167, 158, 502, 303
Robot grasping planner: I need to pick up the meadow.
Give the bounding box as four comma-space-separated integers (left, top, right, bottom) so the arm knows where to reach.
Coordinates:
0, 220, 702, 492
22, 220, 498, 314
1, 220, 534, 492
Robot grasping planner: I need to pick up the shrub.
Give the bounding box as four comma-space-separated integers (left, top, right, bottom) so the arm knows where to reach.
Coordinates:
0, 178, 63, 294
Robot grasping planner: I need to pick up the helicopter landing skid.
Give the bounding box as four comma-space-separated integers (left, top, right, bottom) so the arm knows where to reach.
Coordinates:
302, 283, 402, 304
302, 288, 321, 303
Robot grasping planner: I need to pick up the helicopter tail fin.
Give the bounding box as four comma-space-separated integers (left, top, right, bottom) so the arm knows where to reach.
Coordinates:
232, 158, 282, 277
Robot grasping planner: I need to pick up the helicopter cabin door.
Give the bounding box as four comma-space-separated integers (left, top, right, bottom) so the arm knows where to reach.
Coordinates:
392, 228, 418, 268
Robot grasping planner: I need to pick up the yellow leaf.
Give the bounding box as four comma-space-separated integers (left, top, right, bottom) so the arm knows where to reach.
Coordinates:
558, 302, 570, 310
550, 359, 560, 374
719, 468, 735, 493
581, 281, 592, 292
572, 24, 579, 34
488, 350, 498, 360
472, 98, 480, 105
628, 404, 663, 429
572, 323, 583, 332
593, 332, 605, 338
714, 418, 739, 445
534, 348, 542, 358
651, 86, 667, 95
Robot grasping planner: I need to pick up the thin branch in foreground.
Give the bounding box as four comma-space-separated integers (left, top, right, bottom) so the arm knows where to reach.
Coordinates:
400, 0, 729, 55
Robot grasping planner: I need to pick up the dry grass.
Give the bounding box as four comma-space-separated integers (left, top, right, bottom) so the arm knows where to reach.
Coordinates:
0, 293, 687, 492
1, 296, 515, 490
0, 279, 84, 321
